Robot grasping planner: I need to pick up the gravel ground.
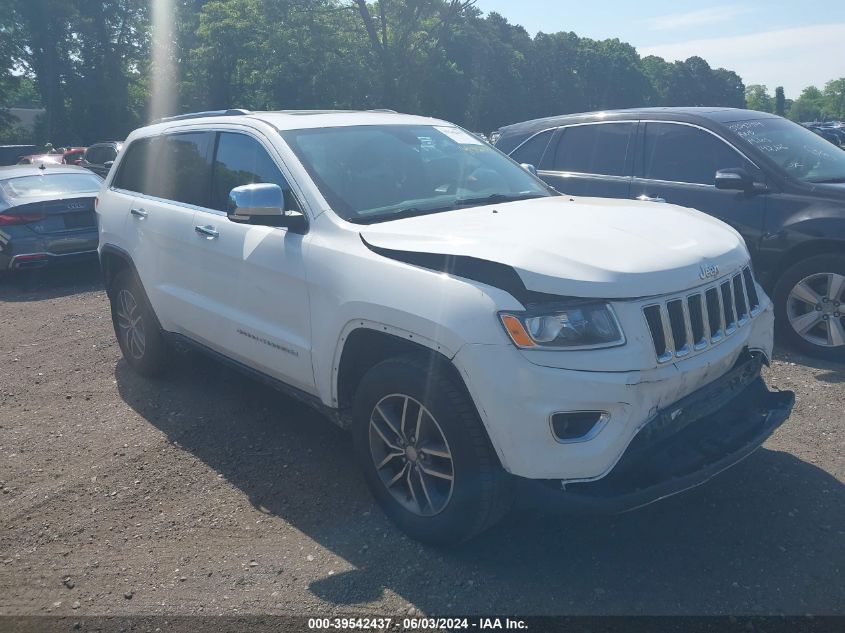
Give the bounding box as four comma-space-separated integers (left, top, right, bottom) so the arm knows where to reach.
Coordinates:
0, 262, 842, 618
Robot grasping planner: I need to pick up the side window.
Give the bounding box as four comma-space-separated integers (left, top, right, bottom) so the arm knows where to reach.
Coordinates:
643, 123, 747, 185
550, 123, 635, 176
85, 147, 101, 164
510, 129, 553, 167
211, 132, 300, 212
153, 133, 214, 207
112, 138, 154, 193
111, 133, 214, 207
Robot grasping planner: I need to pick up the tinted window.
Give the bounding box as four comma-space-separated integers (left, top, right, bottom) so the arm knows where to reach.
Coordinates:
211, 133, 299, 212
154, 133, 213, 206
112, 138, 153, 193
112, 133, 214, 207
510, 129, 553, 167
643, 123, 746, 185
550, 123, 634, 176
85, 147, 103, 164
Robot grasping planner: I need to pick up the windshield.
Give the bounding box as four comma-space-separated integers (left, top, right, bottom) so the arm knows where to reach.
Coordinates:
0, 173, 103, 199
280, 124, 553, 223
726, 117, 845, 183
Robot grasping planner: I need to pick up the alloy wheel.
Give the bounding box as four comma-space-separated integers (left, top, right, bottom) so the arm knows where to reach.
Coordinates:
368, 394, 455, 517
787, 272, 845, 348
116, 288, 146, 359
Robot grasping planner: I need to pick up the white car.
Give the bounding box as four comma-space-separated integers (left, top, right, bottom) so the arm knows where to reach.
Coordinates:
97, 109, 794, 544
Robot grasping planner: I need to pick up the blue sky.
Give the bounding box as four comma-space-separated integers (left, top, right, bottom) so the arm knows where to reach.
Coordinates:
473, 1, 845, 98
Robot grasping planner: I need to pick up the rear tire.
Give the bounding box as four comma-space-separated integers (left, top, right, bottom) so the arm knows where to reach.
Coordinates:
774, 254, 845, 362
109, 269, 169, 377
351, 355, 513, 545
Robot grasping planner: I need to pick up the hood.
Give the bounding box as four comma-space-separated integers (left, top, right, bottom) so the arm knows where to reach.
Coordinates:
810, 182, 845, 201
360, 196, 749, 299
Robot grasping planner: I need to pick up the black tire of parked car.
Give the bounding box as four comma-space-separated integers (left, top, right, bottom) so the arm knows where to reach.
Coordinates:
109, 269, 170, 377
351, 355, 513, 545
774, 254, 845, 362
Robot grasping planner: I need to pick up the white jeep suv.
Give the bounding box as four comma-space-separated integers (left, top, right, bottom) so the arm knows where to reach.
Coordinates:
97, 109, 794, 544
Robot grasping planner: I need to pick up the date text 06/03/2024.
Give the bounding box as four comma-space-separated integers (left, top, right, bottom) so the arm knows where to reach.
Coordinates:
307, 617, 528, 630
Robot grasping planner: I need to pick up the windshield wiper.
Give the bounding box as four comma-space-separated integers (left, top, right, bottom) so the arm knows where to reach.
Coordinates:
348, 206, 448, 224
452, 192, 548, 207
808, 177, 845, 184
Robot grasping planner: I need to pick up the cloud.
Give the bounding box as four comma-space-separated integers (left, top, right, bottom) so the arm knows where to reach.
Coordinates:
643, 5, 754, 31
639, 23, 845, 97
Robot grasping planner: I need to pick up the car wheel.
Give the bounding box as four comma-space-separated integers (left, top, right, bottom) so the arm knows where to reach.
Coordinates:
109, 269, 169, 376
351, 355, 513, 545
774, 254, 845, 361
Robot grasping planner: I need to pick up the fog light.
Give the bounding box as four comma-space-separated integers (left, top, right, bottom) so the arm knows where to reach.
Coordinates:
550, 411, 608, 442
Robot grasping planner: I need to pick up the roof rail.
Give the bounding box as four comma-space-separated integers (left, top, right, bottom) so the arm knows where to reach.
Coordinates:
367, 109, 398, 114
153, 109, 252, 125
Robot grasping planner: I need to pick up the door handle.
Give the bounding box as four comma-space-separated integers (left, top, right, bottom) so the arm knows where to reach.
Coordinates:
195, 225, 219, 239
637, 195, 666, 203
130, 207, 148, 218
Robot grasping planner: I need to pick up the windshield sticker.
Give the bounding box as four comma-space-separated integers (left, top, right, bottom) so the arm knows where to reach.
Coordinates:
434, 126, 484, 146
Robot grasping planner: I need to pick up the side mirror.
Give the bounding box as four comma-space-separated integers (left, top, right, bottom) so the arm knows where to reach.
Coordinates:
520, 163, 538, 176
103, 161, 114, 170
715, 168, 753, 191
227, 183, 306, 230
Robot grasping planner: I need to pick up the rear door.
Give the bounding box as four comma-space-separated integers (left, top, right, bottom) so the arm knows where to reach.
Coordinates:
112, 131, 216, 333
538, 121, 636, 198
630, 121, 767, 259
187, 130, 315, 392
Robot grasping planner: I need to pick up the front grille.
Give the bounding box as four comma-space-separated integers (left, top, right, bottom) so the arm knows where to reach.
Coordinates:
643, 266, 761, 363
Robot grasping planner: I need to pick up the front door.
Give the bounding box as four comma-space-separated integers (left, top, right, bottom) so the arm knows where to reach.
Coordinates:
188, 130, 315, 393
630, 122, 768, 261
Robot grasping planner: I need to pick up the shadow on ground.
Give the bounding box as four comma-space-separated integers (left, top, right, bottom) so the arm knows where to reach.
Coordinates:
0, 260, 102, 302
772, 348, 845, 384
115, 351, 845, 616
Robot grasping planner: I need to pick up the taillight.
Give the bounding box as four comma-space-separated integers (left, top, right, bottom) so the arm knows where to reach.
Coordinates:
0, 213, 46, 226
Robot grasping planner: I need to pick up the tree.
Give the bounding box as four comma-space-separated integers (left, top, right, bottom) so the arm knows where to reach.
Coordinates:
345, 1, 480, 112
745, 84, 773, 113
822, 78, 845, 120
4, 0, 768, 139
788, 86, 824, 122
775, 86, 785, 116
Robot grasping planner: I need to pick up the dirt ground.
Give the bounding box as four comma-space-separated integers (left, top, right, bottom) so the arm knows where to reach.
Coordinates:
0, 262, 843, 618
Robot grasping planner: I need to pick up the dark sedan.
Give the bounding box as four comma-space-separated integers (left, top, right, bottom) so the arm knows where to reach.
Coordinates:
0, 164, 103, 273
494, 107, 845, 360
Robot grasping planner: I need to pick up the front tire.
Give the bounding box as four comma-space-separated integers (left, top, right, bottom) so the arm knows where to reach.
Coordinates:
109, 270, 169, 377
774, 254, 845, 361
351, 355, 512, 545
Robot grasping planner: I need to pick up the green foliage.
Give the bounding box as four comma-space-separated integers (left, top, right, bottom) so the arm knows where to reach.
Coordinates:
745, 84, 773, 113
2, 0, 842, 143
789, 86, 826, 122
775, 86, 785, 116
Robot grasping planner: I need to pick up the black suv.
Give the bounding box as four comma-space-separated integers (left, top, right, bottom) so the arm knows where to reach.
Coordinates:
81, 141, 123, 178
494, 107, 845, 360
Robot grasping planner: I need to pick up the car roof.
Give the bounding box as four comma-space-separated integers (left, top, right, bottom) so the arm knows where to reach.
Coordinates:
0, 164, 94, 179
134, 109, 448, 137
498, 107, 781, 134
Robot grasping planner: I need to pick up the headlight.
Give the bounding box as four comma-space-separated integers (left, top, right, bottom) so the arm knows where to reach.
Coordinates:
499, 302, 625, 350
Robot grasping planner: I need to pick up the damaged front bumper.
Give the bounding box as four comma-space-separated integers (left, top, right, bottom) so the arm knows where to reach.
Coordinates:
518, 351, 795, 513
